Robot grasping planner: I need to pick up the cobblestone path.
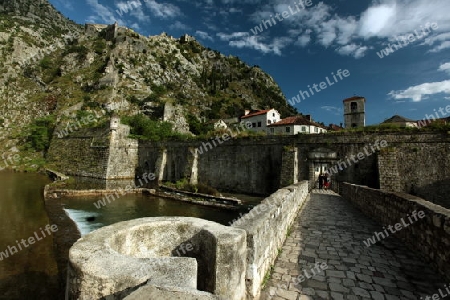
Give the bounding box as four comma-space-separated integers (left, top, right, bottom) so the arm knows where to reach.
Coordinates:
260, 189, 447, 300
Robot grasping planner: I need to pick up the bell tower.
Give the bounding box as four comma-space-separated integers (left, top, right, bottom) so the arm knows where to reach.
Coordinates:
343, 96, 365, 128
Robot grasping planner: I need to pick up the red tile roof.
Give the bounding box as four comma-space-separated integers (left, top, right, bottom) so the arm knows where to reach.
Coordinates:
241, 109, 272, 119
268, 116, 326, 128
343, 96, 365, 102
327, 124, 344, 131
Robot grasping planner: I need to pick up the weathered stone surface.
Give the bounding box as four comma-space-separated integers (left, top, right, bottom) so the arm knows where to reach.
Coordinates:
123, 285, 217, 300
341, 183, 450, 282
47, 117, 138, 179
68, 217, 246, 300
262, 190, 445, 300
231, 181, 309, 299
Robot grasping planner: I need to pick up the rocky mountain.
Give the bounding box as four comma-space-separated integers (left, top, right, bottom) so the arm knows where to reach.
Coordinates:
0, 0, 297, 170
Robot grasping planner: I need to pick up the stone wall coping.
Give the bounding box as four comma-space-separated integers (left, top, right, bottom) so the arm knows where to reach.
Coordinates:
343, 182, 450, 217
138, 132, 450, 148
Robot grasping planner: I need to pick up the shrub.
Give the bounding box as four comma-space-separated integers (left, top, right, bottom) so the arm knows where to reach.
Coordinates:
93, 39, 106, 55
121, 114, 177, 141
171, 179, 219, 196
186, 114, 213, 135
39, 57, 52, 69
26, 115, 56, 152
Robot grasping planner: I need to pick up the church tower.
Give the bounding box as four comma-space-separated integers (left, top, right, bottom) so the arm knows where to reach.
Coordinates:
343, 96, 365, 128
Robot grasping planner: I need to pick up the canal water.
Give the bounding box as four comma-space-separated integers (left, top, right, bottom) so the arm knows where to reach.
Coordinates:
0, 172, 57, 300
63, 193, 245, 236
0, 171, 259, 299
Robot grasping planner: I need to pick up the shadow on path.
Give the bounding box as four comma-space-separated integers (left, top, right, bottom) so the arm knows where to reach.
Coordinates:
261, 189, 446, 300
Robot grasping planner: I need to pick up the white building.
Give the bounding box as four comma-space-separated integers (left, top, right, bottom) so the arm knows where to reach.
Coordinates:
381, 115, 418, 128
267, 115, 327, 135
240, 109, 281, 133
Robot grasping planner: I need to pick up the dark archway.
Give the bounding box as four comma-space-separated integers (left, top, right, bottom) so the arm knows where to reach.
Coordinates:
307, 148, 338, 188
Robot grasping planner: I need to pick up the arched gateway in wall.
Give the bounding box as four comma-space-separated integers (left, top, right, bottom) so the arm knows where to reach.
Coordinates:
307, 148, 338, 188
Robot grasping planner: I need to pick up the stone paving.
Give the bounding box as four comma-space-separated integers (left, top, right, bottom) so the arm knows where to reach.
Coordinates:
260, 189, 447, 300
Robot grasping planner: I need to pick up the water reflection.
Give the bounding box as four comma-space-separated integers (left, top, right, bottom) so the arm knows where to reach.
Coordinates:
0, 171, 58, 300
61, 193, 242, 236
0, 172, 264, 299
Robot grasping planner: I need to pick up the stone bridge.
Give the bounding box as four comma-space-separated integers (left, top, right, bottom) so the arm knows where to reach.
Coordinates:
48, 121, 450, 298
68, 181, 450, 300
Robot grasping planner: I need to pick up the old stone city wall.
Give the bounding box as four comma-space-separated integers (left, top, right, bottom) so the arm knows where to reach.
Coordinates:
47, 125, 450, 207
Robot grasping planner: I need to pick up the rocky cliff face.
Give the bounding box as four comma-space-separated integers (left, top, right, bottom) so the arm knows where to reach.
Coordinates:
0, 0, 296, 169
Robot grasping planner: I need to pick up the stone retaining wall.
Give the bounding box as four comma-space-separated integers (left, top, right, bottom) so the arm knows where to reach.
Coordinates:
341, 182, 450, 281
231, 181, 310, 299
136, 132, 450, 206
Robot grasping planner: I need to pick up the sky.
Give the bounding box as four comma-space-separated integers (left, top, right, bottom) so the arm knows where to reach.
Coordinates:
49, 0, 450, 126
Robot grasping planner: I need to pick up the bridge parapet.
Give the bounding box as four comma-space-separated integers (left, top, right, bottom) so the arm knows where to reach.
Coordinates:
231, 181, 310, 299
341, 182, 450, 281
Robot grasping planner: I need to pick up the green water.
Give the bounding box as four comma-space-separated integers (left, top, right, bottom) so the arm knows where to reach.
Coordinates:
62, 193, 243, 236
0, 171, 57, 300
0, 172, 257, 299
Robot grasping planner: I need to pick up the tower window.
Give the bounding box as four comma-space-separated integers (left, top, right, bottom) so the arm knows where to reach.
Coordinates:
351, 123, 357, 127
351, 102, 357, 112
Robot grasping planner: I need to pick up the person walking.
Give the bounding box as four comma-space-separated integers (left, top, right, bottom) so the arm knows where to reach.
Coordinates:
318, 173, 324, 189
323, 173, 330, 190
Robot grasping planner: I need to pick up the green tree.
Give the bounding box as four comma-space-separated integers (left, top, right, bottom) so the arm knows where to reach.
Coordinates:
122, 114, 177, 141
27, 115, 56, 152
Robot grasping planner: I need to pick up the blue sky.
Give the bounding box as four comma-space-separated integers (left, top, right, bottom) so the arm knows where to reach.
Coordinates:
49, 0, 450, 126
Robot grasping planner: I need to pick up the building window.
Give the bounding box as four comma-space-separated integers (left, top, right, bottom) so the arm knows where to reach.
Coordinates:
268, 120, 272, 124
302, 126, 306, 132
252, 123, 256, 128
285, 127, 290, 133
257, 121, 262, 127
273, 113, 275, 117
315, 127, 318, 133
351, 123, 357, 127
351, 102, 357, 112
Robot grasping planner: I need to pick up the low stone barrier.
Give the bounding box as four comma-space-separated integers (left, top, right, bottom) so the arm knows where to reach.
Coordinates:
341, 182, 450, 281
68, 217, 246, 300
67, 182, 310, 299
231, 181, 310, 299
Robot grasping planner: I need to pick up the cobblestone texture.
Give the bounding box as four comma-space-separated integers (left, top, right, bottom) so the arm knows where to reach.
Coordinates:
261, 190, 447, 300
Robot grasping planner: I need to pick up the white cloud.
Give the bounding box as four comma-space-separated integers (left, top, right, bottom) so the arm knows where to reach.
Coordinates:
295, 30, 311, 47
221, 32, 291, 55
358, 3, 397, 38
130, 22, 141, 30
321, 106, 342, 115
229, 7, 242, 14
337, 44, 369, 59
217, 32, 249, 41
241, 0, 450, 57
115, 1, 150, 22
195, 30, 214, 42
439, 62, 450, 74
389, 80, 450, 102
86, 0, 122, 24
56, 0, 74, 11
144, 0, 181, 19
429, 41, 450, 53
170, 21, 190, 31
